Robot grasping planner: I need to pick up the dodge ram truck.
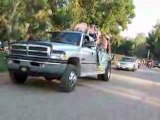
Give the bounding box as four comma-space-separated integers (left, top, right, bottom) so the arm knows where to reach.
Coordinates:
7, 31, 112, 92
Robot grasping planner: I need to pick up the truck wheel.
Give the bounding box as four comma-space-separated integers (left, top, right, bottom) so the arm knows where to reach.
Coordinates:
97, 62, 111, 81
131, 67, 136, 72
9, 71, 28, 84
45, 77, 53, 81
60, 65, 78, 92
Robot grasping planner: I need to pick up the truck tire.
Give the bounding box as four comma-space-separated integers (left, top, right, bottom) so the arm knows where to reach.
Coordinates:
45, 77, 54, 81
132, 68, 135, 71
97, 62, 111, 81
131, 66, 136, 72
60, 64, 78, 92
9, 71, 28, 84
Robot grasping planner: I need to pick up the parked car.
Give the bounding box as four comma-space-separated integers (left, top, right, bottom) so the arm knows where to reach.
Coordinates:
116, 56, 138, 71
157, 61, 160, 68
0, 41, 2, 50
7, 31, 112, 92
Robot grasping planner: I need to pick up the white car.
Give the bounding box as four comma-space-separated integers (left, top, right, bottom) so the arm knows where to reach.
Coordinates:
0, 41, 2, 49
116, 57, 138, 71
158, 62, 160, 68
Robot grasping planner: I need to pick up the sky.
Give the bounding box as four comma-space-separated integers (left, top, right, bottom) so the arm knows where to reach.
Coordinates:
121, 0, 160, 38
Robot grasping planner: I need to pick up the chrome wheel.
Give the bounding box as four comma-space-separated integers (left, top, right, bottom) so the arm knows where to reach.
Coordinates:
68, 71, 77, 87
108, 67, 111, 78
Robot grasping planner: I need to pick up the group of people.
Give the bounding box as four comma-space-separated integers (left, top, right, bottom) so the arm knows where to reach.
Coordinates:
74, 22, 111, 53
74, 22, 112, 70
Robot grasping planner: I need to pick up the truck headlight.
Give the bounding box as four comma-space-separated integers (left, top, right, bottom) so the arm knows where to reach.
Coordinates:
8, 60, 13, 64
128, 64, 134, 68
51, 50, 67, 60
116, 62, 120, 66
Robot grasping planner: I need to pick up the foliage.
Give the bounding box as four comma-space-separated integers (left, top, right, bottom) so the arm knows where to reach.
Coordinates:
114, 37, 134, 56
0, 52, 7, 72
147, 22, 160, 59
0, 0, 135, 41
113, 33, 148, 58
134, 33, 147, 58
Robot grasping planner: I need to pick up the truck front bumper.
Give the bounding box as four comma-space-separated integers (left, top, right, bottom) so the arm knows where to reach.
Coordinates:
7, 58, 67, 77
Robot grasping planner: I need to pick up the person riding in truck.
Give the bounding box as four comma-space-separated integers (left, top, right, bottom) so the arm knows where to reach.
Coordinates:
96, 34, 111, 70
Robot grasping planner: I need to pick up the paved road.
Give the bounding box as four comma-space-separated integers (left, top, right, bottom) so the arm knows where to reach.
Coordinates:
0, 67, 160, 120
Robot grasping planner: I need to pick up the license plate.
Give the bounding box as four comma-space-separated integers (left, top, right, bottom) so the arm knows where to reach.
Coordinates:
21, 67, 27, 72
122, 66, 126, 69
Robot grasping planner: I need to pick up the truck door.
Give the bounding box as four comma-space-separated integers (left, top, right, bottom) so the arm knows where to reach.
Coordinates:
80, 35, 97, 76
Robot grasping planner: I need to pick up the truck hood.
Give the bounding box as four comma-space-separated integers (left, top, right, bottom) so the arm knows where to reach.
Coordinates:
51, 42, 80, 51
13, 40, 80, 52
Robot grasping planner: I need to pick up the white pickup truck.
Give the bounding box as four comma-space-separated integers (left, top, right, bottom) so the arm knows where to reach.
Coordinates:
7, 31, 112, 92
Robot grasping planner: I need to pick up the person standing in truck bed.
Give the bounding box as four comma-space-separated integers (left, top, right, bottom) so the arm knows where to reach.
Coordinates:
74, 22, 88, 33
87, 24, 98, 40
96, 34, 111, 70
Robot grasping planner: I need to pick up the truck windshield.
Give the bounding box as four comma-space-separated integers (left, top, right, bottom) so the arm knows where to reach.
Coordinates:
50, 32, 81, 46
121, 57, 135, 62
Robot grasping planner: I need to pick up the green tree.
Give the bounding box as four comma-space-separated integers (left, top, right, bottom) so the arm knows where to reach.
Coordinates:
0, 0, 23, 41
0, 0, 52, 40
0, 0, 135, 42
75, 0, 135, 35
134, 33, 147, 58
115, 37, 134, 56
147, 21, 160, 59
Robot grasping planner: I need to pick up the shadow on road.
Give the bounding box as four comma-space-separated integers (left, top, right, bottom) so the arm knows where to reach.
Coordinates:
0, 72, 160, 108
22, 77, 60, 92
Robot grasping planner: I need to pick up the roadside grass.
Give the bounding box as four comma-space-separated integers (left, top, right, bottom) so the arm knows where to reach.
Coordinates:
0, 52, 8, 72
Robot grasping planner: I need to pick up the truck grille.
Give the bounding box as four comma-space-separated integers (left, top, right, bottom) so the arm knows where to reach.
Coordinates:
11, 49, 27, 55
11, 45, 27, 50
10, 44, 50, 58
29, 46, 48, 51
28, 51, 48, 57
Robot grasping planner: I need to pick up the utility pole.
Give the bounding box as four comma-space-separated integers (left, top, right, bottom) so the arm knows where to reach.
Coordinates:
147, 49, 150, 60
146, 43, 151, 60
